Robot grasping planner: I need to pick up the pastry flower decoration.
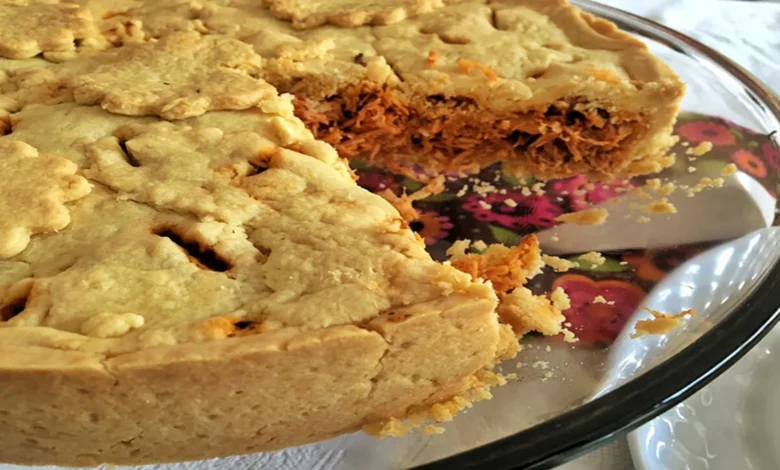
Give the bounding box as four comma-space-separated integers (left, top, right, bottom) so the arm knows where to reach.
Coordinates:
0, 140, 91, 258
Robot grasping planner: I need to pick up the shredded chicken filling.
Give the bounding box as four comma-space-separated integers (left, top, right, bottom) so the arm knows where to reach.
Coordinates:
292, 86, 644, 178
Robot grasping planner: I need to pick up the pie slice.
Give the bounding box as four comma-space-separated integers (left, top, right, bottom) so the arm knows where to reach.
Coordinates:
0, 91, 530, 465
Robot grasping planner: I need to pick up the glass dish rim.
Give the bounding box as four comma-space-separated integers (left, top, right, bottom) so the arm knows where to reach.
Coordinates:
414, 2, 780, 469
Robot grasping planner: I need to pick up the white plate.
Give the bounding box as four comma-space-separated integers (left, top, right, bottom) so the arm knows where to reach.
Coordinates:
628, 321, 780, 470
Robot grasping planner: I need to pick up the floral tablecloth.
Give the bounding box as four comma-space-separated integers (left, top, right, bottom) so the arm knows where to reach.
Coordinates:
355, 113, 779, 348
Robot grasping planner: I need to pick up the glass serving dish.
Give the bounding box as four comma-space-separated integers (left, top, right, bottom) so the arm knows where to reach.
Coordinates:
5, 2, 780, 470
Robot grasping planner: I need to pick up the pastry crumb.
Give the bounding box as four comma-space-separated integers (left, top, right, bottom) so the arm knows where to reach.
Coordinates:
562, 328, 578, 343
647, 198, 677, 214
531, 182, 546, 195
445, 239, 472, 258
450, 235, 544, 293
550, 287, 571, 310
644, 178, 661, 190
542, 255, 578, 272
685, 177, 725, 197
504, 199, 518, 208
472, 240, 488, 251
364, 417, 408, 438
642, 178, 675, 196
687, 166, 696, 173
685, 141, 713, 156
556, 207, 608, 226
593, 295, 607, 304
579, 251, 605, 266
722, 163, 737, 176
631, 308, 697, 338
657, 182, 677, 196
472, 181, 498, 195
423, 425, 446, 435
636, 215, 651, 223
498, 286, 565, 336
532, 361, 549, 370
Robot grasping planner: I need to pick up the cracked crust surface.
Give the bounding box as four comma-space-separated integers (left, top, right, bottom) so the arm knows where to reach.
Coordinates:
0, 53, 508, 468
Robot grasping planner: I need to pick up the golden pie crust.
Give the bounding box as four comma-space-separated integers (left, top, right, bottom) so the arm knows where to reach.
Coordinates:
0, 0, 679, 466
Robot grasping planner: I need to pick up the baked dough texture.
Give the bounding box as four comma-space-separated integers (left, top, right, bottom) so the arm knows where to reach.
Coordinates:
5, 0, 685, 180
0, 105, 513, 467
0, 0, 669, 465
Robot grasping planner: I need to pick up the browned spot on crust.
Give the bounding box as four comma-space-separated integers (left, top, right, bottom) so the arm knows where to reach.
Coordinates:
229, 320, 283, 337
197, 315, 243, 339
1, 297, 27, 321
585, 67, 622, 84
426, 50, 439, 68
457, 58, 497, 82
154, 226, 231, 272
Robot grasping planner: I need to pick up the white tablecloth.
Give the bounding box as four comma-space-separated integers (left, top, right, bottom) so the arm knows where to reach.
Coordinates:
562, 1, 780, 468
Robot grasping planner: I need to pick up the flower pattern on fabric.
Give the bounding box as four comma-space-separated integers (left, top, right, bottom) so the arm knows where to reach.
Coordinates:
622, 253, 667, 283
549, 175, 634, 212
623, 245, 710, 283
351, 113, 779, 347
677, 121, 736, 146
552, 274, 646, 346
731, 149, 768, 178
762, 142, 780, 172
357, 172, 400, 194
412, 211, 453, 245
461, 192, 562, 230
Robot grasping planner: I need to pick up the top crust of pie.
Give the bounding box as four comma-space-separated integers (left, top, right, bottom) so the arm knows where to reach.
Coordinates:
0, 0, 683, 181
4, 0, 682, 112
0, 69, 507, 465
0, 90, 486, 355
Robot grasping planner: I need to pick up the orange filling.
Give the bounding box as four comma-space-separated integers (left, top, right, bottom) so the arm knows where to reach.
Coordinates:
292, 85, 644, 179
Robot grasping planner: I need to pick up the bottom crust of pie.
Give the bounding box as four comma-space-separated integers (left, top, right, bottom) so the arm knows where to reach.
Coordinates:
0, 285, 504, 466
293, 85, 676, 181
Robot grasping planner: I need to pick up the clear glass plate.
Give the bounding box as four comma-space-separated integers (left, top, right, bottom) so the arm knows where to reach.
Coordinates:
5, 2, 780, 470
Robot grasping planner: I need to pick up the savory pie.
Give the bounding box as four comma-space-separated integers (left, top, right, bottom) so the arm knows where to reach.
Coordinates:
0, 0, 681, 465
